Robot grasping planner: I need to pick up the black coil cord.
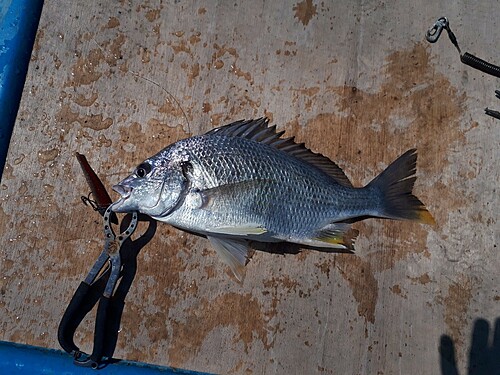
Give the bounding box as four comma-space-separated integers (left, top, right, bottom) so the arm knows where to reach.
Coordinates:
426, 17, 500, 120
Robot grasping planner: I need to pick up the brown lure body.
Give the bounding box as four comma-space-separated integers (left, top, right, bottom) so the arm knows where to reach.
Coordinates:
75, 152, 117, 223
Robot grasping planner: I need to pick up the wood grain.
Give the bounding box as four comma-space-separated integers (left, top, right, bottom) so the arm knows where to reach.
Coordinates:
1, 1, 499, 374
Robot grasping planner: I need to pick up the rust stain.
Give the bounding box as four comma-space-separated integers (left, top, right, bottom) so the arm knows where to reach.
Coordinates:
441, 274, 474, 350
146, 120, 189, 144
263, 109, 274, 123
335, 254, 378, 324
168, 39, 192, 56
96, 134, 112, 148
0, 205, 8, 239
198, 7, 206, 15
231, 63, 253, 84
156, 98, 185, 117
65, 32, 126, 87
145, 9, 161, 22
73, 92, 99, 107
168, 293, 271, 366
213, 60, 224, 69
389, 284, 407, 299
189, 31, 201, 45
140, 47, 151, 63
66, 49, 104, 87
105, 16, 120, 29
212, 43, 239, 60
187, 63, 200, 87
102, 33, 126, 66
210, 113, 224, 126
292, 86, 320, 97
202, 102, 212, 113
119, 121, 143, 144
1, 163, 14, 181
314, 259, 332, 279
409, 273, 432, 285
30, 28, 44, 62
293, 0, 317, 26
263, 275, 300, 292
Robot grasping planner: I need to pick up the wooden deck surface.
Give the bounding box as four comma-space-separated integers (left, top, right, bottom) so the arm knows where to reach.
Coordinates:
1, 1, 499, 374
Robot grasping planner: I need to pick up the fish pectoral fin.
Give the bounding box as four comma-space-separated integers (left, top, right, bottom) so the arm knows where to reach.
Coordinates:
199, 180, 269, 210
207, 236, 249, 281
207, 224, 268, 236
312, 223, 359, 251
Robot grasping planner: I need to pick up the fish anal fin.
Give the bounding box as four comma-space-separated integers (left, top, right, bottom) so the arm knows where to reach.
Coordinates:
313, 224, 359, 251
207, 236, 249, 281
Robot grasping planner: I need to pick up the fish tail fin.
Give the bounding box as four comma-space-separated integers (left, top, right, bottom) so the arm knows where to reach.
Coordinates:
367, 149, 435, 225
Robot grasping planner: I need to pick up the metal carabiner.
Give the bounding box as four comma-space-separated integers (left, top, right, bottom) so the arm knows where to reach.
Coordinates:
425, 17, 449, 43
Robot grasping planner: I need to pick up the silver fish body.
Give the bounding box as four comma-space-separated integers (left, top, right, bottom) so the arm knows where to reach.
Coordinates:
112, 118, 434, 279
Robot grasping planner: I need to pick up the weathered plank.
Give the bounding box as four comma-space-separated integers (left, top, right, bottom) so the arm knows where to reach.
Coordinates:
1, 1, 499, 374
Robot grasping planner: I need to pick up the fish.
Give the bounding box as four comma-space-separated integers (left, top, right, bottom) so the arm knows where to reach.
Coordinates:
112, 118, 434, 280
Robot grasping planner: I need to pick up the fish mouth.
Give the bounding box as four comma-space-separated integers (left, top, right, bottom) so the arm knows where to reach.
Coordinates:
112, 184, 132, 200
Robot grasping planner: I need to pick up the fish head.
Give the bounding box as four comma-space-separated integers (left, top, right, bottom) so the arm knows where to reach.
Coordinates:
111, 147, 189, 218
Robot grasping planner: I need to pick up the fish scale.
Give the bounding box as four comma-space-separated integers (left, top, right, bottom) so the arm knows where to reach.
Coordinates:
182, 135, 349, 230
112, 118, 434, 280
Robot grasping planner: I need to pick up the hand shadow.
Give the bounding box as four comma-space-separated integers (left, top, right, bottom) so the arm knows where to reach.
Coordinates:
440, 318, 500, 375
99, 213, 157, 363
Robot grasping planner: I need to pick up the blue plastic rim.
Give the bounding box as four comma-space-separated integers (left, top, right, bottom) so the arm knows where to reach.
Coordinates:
0, 340, 213, 375
0, 0, 44, 177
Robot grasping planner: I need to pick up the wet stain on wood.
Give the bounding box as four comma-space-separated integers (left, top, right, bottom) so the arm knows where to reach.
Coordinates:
286, 42, 471, 325
440, 274, 474, 352
167, 293, 271, 366
1, 2, 497, 374
56, 104, 114, 131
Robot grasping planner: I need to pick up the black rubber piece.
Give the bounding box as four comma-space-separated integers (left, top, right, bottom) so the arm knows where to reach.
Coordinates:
485, 108, 500, 120
461, 52, 500, 78
90, 296, 111, 364
57, 282, 91, 354
58, 275, 108, 355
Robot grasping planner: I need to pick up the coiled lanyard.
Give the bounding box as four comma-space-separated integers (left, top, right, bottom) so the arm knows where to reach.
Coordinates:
426, 17, 500, 119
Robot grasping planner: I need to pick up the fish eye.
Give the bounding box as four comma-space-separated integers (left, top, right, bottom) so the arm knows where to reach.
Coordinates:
135, 162, 152, 178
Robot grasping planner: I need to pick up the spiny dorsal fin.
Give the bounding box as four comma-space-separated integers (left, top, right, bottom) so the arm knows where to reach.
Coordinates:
206, 118, 353, 187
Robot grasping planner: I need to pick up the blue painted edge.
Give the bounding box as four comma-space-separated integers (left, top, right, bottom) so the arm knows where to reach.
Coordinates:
0, 0, 44, 177
0, 340, 215, 375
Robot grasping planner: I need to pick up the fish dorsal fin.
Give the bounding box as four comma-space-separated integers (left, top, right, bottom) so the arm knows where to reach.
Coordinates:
207, 118, 353, 187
